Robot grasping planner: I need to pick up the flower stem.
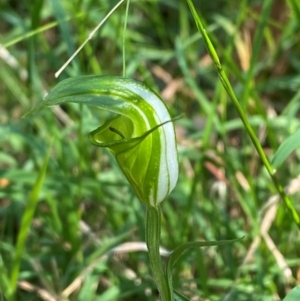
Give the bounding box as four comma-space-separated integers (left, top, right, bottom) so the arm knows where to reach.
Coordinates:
146, 206, 173, 301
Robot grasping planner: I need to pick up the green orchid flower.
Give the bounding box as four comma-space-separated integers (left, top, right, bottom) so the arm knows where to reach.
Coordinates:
28, 75, 178, 207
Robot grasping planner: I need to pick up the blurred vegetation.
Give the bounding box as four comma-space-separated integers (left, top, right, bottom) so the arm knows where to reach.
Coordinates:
1, 0, 300, 300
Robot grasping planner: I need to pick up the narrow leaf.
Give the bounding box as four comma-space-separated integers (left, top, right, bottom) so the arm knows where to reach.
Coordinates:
9, 144, 51, 298
283, 285, 300, 301
166, 238, 244, 295
272, 128, 300, 168
174, 289, 193, 301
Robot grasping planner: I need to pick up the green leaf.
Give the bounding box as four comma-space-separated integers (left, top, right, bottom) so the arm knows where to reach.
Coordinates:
26, 75, 178, 207
283, 285, 300, 301
166, 237, 244, 295
173, 289, 192, 301
0, 254, 10, 300
8, 143, 51, 299
271, 128, 300, 168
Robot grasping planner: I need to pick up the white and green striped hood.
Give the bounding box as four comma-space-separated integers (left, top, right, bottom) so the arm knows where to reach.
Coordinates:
29, 76, 178, 206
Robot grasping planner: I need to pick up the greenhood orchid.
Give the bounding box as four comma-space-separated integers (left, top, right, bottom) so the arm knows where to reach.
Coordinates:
28, 76, 178, 207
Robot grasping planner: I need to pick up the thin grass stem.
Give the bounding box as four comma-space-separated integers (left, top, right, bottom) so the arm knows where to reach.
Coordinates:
122, 0, 130, 77
55, 0, 125, 78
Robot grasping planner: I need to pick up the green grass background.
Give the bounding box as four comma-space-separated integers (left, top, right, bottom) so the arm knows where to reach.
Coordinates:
1, 0, 300, 300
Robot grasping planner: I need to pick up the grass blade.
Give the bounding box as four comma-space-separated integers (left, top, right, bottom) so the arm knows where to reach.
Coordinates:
8, 144, 51, 300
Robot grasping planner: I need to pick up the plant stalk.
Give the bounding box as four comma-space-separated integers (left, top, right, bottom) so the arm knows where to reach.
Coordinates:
146, 206, 173, 301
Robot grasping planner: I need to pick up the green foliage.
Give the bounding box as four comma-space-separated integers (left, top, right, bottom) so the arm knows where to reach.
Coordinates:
272, 129, 300, 168
283, 286, 300, 301
1, 0, 300, 300
166, 237, 244, 301
8, 145, 51, 300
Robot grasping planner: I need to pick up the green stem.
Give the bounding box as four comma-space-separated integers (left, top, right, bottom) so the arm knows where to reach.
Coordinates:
186, 0, 300, 229
146, 206, 173, 301
122, 0, 130, 77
